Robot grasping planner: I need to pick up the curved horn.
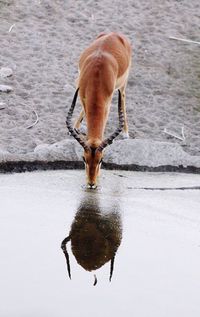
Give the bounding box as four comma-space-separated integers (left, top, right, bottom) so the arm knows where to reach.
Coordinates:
109, 254, 116, 282
97, 90, 124, 152
61, 236, 72, 279
66, 88, 90, 152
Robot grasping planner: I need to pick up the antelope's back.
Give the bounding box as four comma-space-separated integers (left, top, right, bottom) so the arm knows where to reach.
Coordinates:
78, 33, 131, 98
79, 32, 131, 77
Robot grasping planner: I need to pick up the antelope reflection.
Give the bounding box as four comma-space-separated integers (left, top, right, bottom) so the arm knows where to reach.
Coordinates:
61, 198, 122, 284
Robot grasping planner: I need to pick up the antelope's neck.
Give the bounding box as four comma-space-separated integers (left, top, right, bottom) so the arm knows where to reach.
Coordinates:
78, 51, 117, 143
86, 102, 107, 141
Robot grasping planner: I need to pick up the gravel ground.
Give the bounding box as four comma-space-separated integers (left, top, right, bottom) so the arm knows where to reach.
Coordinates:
0, 0, 200, 157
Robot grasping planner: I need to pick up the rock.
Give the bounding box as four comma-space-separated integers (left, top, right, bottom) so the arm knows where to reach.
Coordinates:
103, 139, 200, 168
0, 67, 13, 78
34, 144, 50, 153
0, 102, 6, 109
0, 85, 13, 93
34, 139, 82, 161
0, 149, 10, 162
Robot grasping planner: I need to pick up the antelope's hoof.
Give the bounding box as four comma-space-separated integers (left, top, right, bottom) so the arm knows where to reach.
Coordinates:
121, 132, 129, 139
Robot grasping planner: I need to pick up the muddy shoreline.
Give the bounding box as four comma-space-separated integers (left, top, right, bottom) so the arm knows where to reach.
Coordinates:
1, 160, 200, 174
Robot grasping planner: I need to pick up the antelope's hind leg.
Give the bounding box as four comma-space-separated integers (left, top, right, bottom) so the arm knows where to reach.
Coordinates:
119, 84, 129, 139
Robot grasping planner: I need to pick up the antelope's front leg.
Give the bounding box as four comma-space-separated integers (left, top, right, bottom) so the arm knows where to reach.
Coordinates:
74, 109, 85, 134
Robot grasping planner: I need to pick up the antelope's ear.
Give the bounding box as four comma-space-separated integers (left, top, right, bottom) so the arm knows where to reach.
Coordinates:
96, 32, 107, 39
61, 236, 72, 279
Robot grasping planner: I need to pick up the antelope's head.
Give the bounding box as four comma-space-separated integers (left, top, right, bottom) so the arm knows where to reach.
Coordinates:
82, 144, 103, 189
66, 88, 124, 189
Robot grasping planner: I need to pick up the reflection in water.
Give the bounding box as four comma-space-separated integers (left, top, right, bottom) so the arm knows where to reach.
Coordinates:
61, 196, 122, 285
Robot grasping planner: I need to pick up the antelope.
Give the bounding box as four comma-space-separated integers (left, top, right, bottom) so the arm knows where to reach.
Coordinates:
66, 32, 132, 188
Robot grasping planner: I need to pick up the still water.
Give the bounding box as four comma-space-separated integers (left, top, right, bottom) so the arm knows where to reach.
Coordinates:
0, 170, 200, 317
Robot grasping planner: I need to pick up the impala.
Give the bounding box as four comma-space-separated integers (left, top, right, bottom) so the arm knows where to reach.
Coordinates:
66, 32, 132, 188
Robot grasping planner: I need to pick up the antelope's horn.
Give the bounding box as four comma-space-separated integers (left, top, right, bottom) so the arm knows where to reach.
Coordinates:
97, 90, 124, 152
109, 254, 116, 282
61, 236, 72, 279
66, 88, 90, 152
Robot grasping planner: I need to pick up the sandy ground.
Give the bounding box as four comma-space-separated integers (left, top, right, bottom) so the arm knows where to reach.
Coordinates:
1, 170, 200, 316
0, 0, 200, 157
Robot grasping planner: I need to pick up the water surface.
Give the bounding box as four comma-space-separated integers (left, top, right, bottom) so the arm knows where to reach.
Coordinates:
0, 170, 200, 317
